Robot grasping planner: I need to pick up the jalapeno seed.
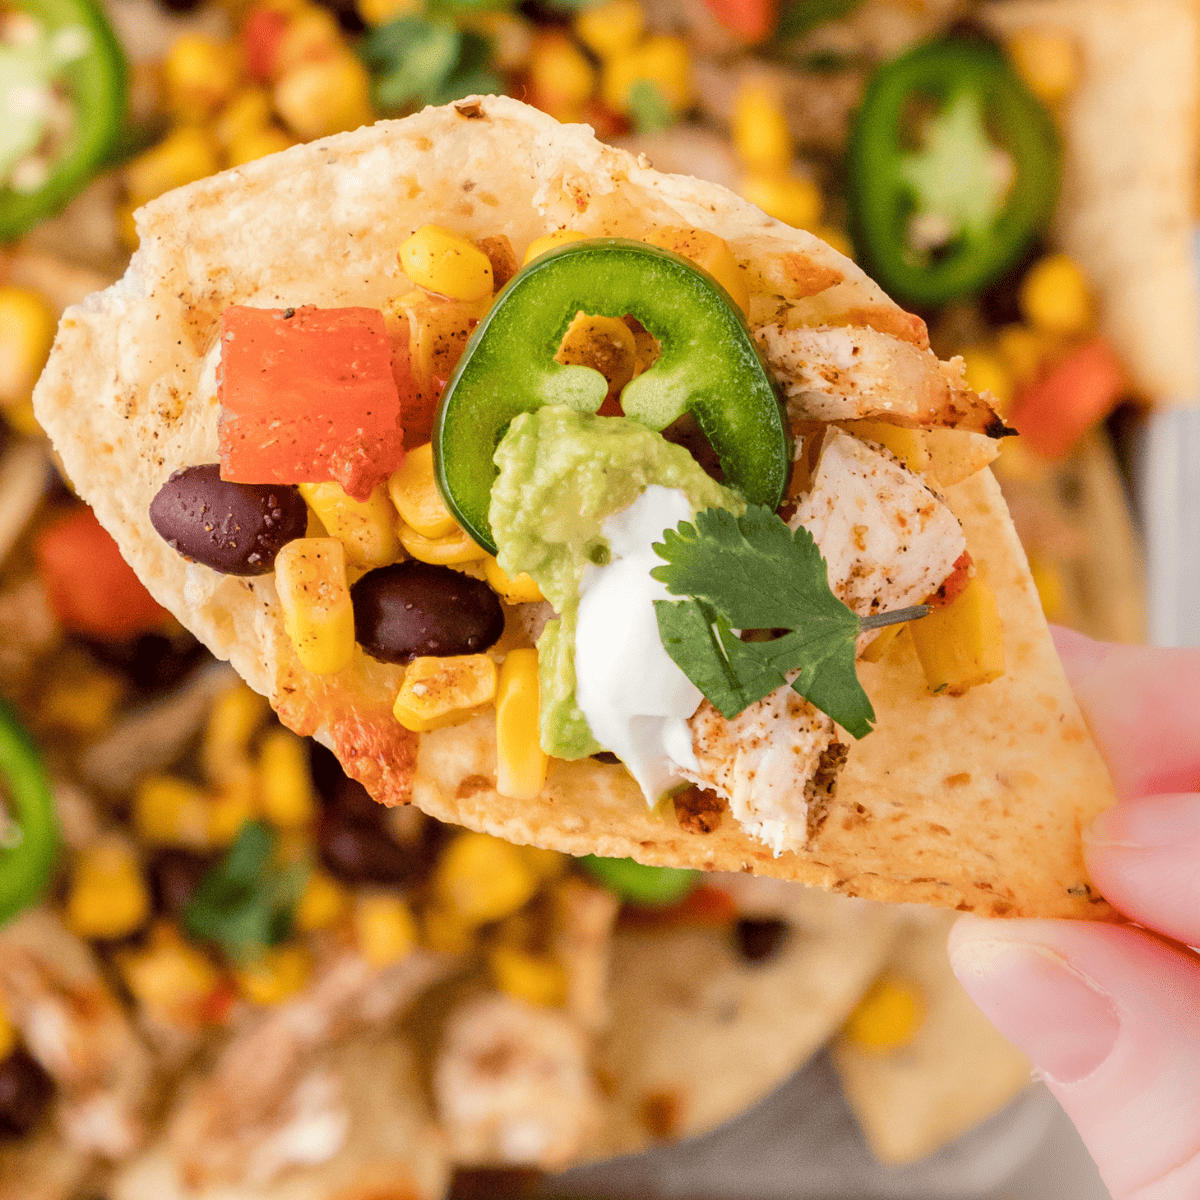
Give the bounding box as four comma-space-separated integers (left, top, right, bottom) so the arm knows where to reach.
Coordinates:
149, 464, 308, 575
351, 561, 504, 664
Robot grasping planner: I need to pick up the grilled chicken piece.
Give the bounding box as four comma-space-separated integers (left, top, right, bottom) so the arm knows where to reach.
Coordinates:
551, 877, 620, 1033
756, 322, 1010, 437
434, 993, 602, 1169
683, 430, 967, 855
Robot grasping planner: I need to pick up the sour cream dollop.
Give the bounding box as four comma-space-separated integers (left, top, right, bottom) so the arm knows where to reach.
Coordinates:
574, 485, 704, 805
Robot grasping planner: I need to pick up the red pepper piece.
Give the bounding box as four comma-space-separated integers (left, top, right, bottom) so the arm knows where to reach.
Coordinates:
241, 5, 288, 83
700, 0, 778, 43
218, 305, 404, 502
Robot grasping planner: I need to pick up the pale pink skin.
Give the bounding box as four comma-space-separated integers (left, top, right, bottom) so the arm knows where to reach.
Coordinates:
949, 629, 1200, 1199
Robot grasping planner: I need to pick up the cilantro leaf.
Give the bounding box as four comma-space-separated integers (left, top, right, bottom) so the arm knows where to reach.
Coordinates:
627, 79, 676, 133
651, 505, 876, 738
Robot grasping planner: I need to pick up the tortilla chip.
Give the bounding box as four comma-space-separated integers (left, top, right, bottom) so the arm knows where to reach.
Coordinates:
830, 913, 1032, 1165
33, 96, 1115, 922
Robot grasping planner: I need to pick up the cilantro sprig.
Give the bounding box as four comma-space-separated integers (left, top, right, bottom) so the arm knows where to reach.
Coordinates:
651, 506, 927, 738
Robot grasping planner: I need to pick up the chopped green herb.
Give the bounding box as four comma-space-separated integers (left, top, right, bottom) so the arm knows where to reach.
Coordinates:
627, 79, 675, 134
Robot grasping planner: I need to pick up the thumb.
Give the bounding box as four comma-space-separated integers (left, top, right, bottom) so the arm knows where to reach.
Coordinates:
949, 916, 1200, 1199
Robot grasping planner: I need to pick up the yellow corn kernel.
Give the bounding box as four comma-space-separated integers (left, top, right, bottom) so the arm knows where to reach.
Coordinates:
740, 171, 822, 230
294, 868, 350, 931
66, 839, 150, 941
274, 538, 356, 675
398, 520, 488, 566
812, 225, 855, 260
0, 998, 16, 1061
357, 0, 418, 26
214, 87, 272, 149
910, 577, 1005, 697
575, 0, 643, 59
163, 34, 241, 122
226, 125, 296, 167
842, 975, 925, 1051
387, 442, 456, 539
353, 891, 418, 967
1027, 552, 1066, 621
399, 225, 494, 302
483, 557, 543, 604
203, 683, 271, 785
125, 126, 221, 205
495, 649, 547, 801
388, 290, 491, 391
555, 311, 638, 394
435, 830, 539, 926
995, 322, 1050, 386
274, 5, 344, 76
957, 345, 1015, 413
421, 902, 477, 953
1007, 28, 1079, 105
38, 670, 125, 737
0, 286, 57, 403
208, 773, 259, 845
840, 420, 929, 474
274, 52, 374, 141
530, 31, 596, 121
643, 227, 749, 314
521, 844, 567, 883
258, 727, 317, 829
120, 923, 222, 1018
236, 944, 313, 1005
3, 398, 40, 435
393, 654, 497, 733
602, 35, 691, 114
298, 481, 402, 570
488, 945, 568, 1007
523, 229, 586, 266
1019, 253, 1092, 339
732, 83, 791, 173
134, 774, 212, 847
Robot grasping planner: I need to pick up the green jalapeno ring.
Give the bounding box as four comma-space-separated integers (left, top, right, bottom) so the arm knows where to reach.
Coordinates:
433, 238, 791, 556
0, 698, 57, 926
579, 854, 700, 908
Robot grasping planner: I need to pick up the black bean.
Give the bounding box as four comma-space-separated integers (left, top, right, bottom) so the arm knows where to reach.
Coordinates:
317, 778, 431, 886
0, 1049, 55, 1140
351, 562, 504, 664
148, 848, 220, 918
149, 465, 307, 576
734, 918, 790, 963
83, 630, 211, 696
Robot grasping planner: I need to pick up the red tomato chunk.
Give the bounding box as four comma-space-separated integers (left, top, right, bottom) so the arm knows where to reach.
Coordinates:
218, 305, 405, 502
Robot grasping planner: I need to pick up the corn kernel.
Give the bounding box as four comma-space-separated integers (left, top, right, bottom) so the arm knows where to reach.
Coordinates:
400, 225, 494, 302
910, 577, 1005, 697
495, 649, 547, 801
294, 868, 350, 931
530, 32, 596, 122
995, 322, 1051, 385
398, 520, 488, 566
740, 171, 822, 230
555, 311, 638, 394
643, 227, 749, 314
236, 943, 313, 1005
273, 6, 343, 77
523, 229, 586, 266
357, 0, 418, 27
125, 126, 221, 205
575, 0, 643, 59
354, 891, 418, 967
812, 225, 854, 260
274, 52, 373, 141
0, 286, 57, 403
1019, 253, 1092, 339
602, 35, 691, 114
163, 34, 241, 122
387, 442, 457, 539
732, 83, 791, 173
1008, 29, 1079, 105
393, 654, 497, 733
274, 537, 357, 675
38, 670, 125, 737
483, 556, 544, 604
121, 923, 223, 1019
0, 998, 16, 1061
226, 125, 296, 166
842, 975, 924, 1051
957, 345, 1015, 413
214, 87, 272, 149
208, 773, 259, 845
488, 945, 567, 1007
258, 727, 317, 829
134, 775, 212, 847
203, 683, 271, 785
435, 830, 539, 926
1027, 552, 1066, 621
298, 481, 402, 569
520, 844, 567, 883
421, 902, 477, 953
67, 839, 150, 940
389, 290, 491, 391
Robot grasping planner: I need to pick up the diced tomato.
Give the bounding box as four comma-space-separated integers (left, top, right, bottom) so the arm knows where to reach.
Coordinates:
1009, 338, 1126, 462
218, 305, 405, 502
35, 506, 171, 641
241, 5, 289, 83
701, 0, 778, 43
617, 885, 737, 930
928, 551, 973, 610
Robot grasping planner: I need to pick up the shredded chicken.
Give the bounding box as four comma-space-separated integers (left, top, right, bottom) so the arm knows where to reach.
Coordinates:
551, 877, 620, 1033
434, 993, 602, 1169
756, 322, 1010, 436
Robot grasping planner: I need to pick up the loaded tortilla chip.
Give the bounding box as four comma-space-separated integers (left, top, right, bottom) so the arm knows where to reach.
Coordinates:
33, 96, 1115, 920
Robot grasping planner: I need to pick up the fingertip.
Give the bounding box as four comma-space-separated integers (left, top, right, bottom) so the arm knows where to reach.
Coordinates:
1049, 625, 1114, 690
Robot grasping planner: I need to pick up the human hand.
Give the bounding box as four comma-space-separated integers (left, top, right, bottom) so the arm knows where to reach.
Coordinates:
948, 628, 1200, 1200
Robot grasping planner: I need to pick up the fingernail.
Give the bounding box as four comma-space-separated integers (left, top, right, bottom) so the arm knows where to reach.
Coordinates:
1086, 794, 1200, 849
949, 938, 1120, 1085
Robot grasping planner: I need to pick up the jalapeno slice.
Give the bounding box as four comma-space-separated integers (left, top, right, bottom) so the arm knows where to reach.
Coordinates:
1, 0, 127, 242
0, 699, 57, 926
847, 37, 1060, 307
434, 238, 790, 555
579, 855, 700, 908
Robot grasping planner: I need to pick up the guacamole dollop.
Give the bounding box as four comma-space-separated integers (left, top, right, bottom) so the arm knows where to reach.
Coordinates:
489, 405, 741, 758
